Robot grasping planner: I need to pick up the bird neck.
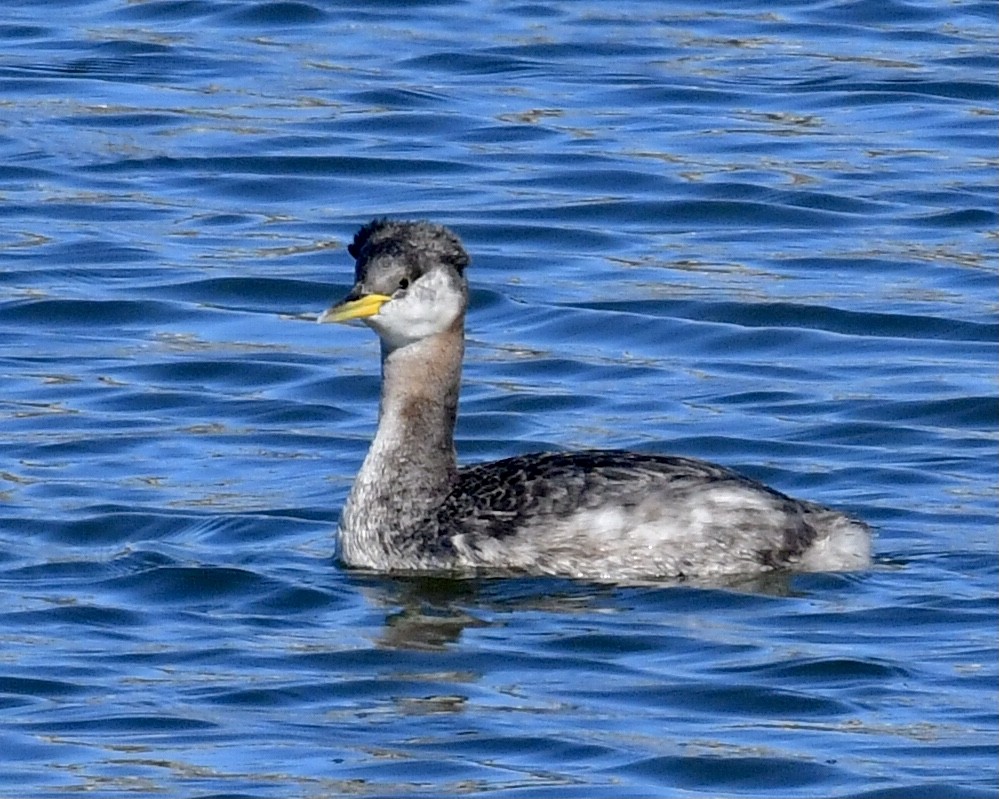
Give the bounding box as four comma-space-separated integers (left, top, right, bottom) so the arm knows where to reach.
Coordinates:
339, 320, 464, 564
377, 324, 463, 474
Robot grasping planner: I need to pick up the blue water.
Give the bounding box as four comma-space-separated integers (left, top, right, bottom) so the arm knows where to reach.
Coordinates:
1, 1, 996, 796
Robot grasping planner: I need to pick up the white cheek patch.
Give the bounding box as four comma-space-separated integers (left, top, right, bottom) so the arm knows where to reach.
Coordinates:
368, 269, 463, 350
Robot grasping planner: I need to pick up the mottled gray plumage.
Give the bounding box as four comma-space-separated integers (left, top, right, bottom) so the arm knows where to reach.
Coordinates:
320, 219, 871, 580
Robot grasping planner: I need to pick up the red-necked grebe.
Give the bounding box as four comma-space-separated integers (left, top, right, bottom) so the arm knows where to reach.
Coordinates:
319, 219, 871, 580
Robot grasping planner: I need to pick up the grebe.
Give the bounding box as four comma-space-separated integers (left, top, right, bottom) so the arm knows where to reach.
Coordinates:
319, 219, 871, 580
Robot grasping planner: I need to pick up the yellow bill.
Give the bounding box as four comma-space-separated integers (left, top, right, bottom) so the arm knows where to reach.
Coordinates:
317, 293, 392, 324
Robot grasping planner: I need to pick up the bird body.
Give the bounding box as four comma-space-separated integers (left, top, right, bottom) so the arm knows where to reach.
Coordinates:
319, 220, 871, 580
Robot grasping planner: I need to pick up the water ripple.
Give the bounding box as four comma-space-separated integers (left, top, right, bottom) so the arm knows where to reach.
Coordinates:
0, 0, 995, 797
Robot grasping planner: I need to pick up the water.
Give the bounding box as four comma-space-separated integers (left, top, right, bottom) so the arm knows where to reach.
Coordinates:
1, 1, 996, 796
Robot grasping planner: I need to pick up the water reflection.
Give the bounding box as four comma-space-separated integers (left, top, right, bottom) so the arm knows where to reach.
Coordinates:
350, 570, 800, 651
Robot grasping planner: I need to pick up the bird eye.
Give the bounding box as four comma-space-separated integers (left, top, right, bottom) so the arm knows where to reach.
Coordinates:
397, 278, 409, 291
